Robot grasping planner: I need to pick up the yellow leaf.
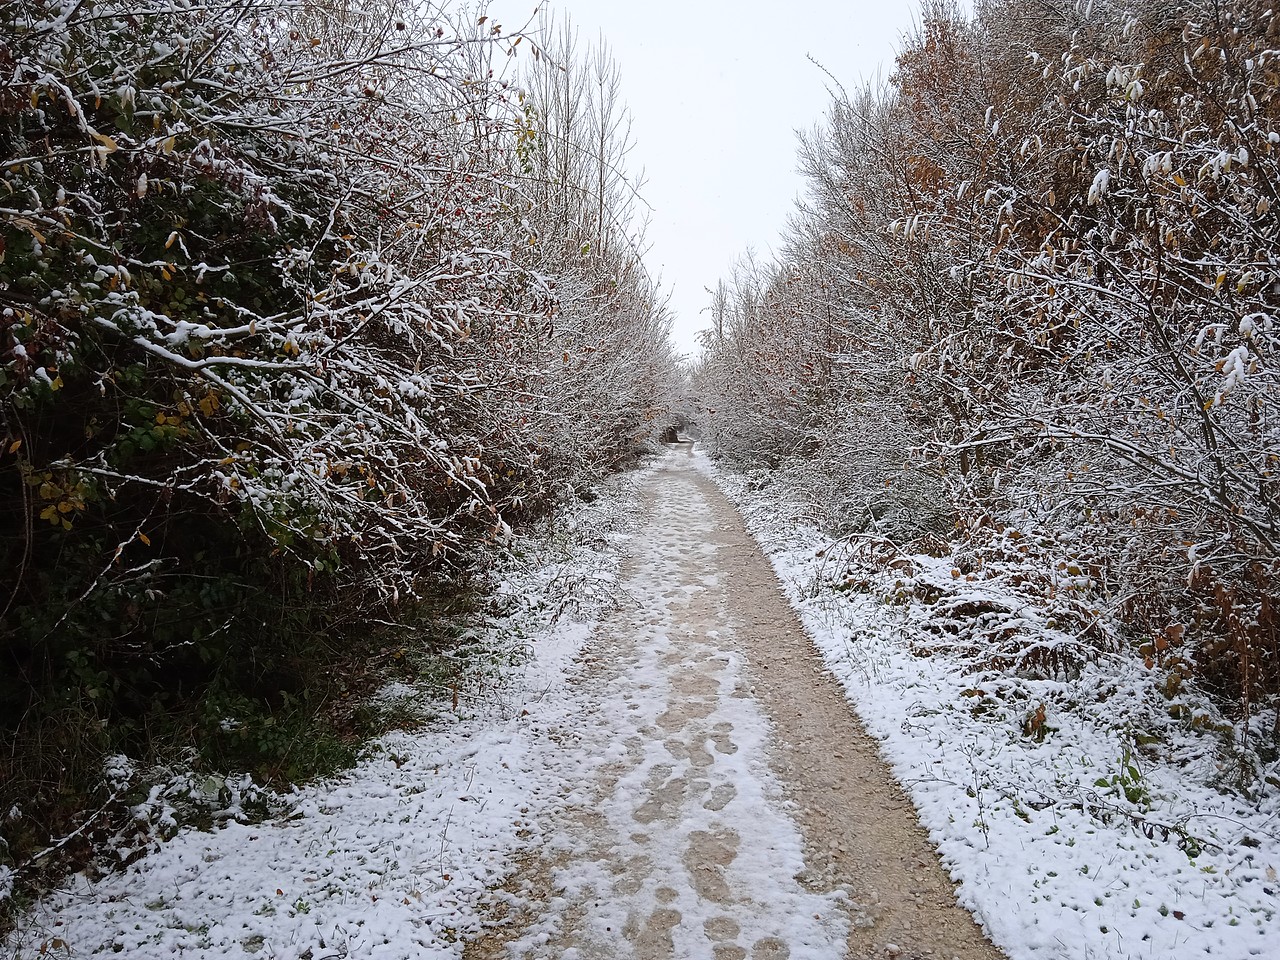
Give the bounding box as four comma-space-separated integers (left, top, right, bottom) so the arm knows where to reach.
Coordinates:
40, 505, 58, 522
90, 130, 119, 152
14, 218, 46, 244
50, 376, 63, 391
7, 439, 20, 454
139, 532, 151, 546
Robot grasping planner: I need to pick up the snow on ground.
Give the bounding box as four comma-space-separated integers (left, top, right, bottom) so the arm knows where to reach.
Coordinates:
5, 474, 647, 960
699, 453, 1280, 960
14, 446, 1279, 960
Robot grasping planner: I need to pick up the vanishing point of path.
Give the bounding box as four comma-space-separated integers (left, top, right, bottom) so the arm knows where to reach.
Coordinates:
471, 448, 1006, 960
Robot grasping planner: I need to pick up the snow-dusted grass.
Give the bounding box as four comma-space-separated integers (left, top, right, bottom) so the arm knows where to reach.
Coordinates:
4, 473, 648, 960
699, 453, 1280, 960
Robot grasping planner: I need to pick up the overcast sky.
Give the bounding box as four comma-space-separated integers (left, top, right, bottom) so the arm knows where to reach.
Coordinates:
484, 1, 927, 356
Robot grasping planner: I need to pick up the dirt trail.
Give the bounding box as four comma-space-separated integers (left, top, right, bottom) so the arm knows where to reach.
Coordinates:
470, 448, 1005, 960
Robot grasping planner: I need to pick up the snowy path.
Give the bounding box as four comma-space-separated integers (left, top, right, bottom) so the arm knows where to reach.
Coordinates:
8, 450, 1004, 960
472, 449, 1002, 960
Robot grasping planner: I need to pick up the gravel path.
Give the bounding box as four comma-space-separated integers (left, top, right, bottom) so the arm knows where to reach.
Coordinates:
470, 449, 1005, 960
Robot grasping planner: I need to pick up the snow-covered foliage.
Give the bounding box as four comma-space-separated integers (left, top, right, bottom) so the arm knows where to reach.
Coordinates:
694, 0, 1278, 784
1, 0, 676, 913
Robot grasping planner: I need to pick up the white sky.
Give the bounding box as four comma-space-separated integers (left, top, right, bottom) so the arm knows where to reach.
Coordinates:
484, 1, 925, 357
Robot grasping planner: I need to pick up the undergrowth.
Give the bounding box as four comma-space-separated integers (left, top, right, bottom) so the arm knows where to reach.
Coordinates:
0, 587, 475, 936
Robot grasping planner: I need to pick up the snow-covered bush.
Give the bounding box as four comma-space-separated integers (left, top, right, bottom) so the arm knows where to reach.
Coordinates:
694, 0, 1279, 774
1, 0, 675, 910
